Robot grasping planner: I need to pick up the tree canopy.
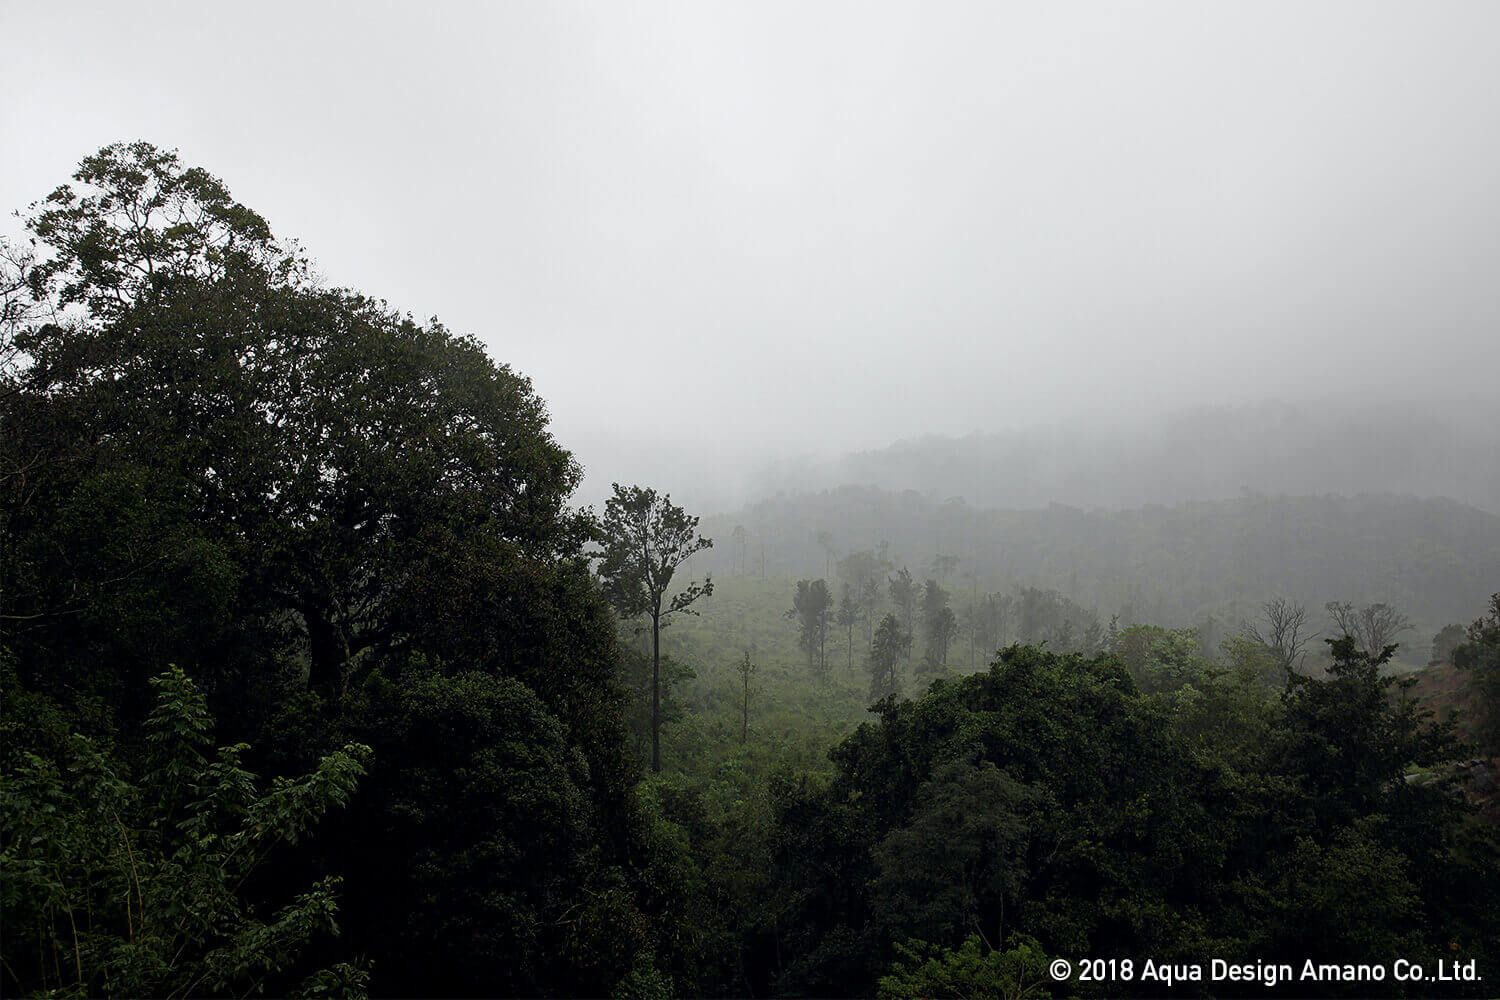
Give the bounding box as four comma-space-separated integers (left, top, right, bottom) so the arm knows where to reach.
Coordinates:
2, 142, 686, 997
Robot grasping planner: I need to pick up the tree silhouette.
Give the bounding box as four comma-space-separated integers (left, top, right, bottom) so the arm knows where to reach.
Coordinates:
597, 484, 713, 772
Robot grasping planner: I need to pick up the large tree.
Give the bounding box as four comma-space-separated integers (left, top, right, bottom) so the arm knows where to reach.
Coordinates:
4, 142, 591, 713
3, 142, 687, 996
596, 484, 713, 772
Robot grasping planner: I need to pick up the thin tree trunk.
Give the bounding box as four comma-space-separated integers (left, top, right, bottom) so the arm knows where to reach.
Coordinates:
651, 607, 661, 773
970, 582, 976, 670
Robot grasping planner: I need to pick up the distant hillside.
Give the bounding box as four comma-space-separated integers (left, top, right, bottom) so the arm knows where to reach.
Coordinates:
750, 402, 1500, 515
695, 489, 1500, 638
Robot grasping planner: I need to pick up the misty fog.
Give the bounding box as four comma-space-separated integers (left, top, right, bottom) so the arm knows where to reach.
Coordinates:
6, 1, 1499, 518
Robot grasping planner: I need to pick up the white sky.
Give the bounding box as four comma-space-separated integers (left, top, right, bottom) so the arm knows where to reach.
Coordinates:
5, 1, 1498, 506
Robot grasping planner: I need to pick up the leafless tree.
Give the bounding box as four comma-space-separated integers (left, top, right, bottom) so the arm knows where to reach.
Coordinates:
1325, 600, 1413, 657
1243, 598, 1317, 676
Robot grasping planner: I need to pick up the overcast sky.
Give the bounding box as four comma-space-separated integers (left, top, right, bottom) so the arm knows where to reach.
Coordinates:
5, 1, 1498, 508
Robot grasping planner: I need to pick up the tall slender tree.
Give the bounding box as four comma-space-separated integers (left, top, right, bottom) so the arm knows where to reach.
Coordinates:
730, 524, 748, 575
816, 530, 836, 580
837, 582, 864, 672
838, 548, 890, 650
736, 649, 760, 745
789, 579, 836, 678
921, 578, 958, 668
597, 484, 713, 772
888, 567, 918, 666
869, 613, 906, 700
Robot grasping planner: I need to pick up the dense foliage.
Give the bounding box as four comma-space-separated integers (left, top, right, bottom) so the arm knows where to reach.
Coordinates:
2, 143, 689, 997
677, 641, 1498, 997
1455, 595, 1500, 752
2, 664, 368, 998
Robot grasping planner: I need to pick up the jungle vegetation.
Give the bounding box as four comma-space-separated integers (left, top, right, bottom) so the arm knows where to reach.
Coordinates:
4, 144, 1498, 999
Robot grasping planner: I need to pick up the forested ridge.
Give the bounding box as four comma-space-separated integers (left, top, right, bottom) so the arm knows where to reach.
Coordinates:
752, 415, 1500, 516
4, 145, 1500, 1000
699, 488, 1498, 644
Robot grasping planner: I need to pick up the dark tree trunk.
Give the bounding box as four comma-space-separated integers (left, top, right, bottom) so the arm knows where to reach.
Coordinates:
306, 606, 349, 702
651, 607, 662, 773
